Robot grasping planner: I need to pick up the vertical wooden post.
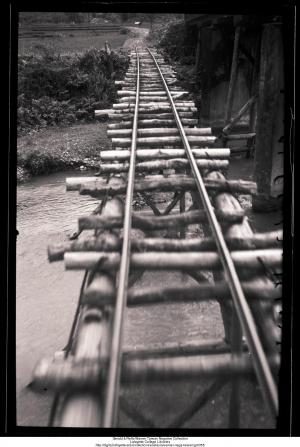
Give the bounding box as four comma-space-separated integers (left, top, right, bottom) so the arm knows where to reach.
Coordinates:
199, 26, 213, 125
253, 23, 284, 211
194, 26, 201, 74
249, 33, 261, 133
246, 32, 261, 159
224, 25, 241, 125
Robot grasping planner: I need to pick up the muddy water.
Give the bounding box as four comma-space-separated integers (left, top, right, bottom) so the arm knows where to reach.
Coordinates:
17, 171, 100, 426
16, 171, 225, 427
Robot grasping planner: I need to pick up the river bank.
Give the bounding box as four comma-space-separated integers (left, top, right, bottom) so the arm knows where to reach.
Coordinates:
17, 122, 108, 182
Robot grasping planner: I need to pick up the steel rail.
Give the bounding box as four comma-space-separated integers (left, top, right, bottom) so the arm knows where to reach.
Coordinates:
146, 47, 278, 418
103, 47, 140, 427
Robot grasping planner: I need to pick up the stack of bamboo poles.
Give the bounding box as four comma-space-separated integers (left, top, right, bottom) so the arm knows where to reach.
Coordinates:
31, 47, 282, 428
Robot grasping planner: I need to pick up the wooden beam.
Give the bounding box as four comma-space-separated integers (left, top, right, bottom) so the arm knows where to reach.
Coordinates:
100, 149, 231, 162
74, 176, 257, 197
78, 208, 245, 232
253, 23, 284, 208
195, 26, 202, 73
32, 353, 280, 390
224, 25, 241, 124
64, 249, 282, 272
47, 230, 282, 262
222, 96, 257, 136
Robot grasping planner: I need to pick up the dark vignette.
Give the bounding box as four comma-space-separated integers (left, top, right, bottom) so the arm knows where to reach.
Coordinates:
3, 0, 296, 438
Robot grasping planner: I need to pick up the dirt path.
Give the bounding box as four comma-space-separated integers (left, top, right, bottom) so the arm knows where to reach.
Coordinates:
123, 26, 149, 49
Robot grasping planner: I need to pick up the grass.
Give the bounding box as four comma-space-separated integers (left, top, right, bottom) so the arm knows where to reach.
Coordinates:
17, 122, 110, 181
18, 30, 128, 56
16, 25, 132, 180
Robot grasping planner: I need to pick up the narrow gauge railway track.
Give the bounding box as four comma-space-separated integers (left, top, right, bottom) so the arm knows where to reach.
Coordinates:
31, 47, 282, 428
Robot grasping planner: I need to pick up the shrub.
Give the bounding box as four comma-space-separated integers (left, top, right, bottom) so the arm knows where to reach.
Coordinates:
158, 20, 197, 62
17, 49, 129, 134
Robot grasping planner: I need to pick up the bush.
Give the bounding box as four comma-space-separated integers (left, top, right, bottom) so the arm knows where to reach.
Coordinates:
158, 20, 197, 62
17, 48, 129, 134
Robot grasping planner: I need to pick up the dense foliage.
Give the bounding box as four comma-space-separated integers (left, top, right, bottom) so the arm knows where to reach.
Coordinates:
17, 48, 129, 134
158, 20, 197, 64
148, 20, 201, 110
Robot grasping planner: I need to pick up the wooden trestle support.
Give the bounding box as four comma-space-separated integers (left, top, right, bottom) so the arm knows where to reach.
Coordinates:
31, 47, 282, 428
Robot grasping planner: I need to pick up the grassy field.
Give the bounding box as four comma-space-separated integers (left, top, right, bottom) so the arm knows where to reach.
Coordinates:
18, 30, 129, 55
